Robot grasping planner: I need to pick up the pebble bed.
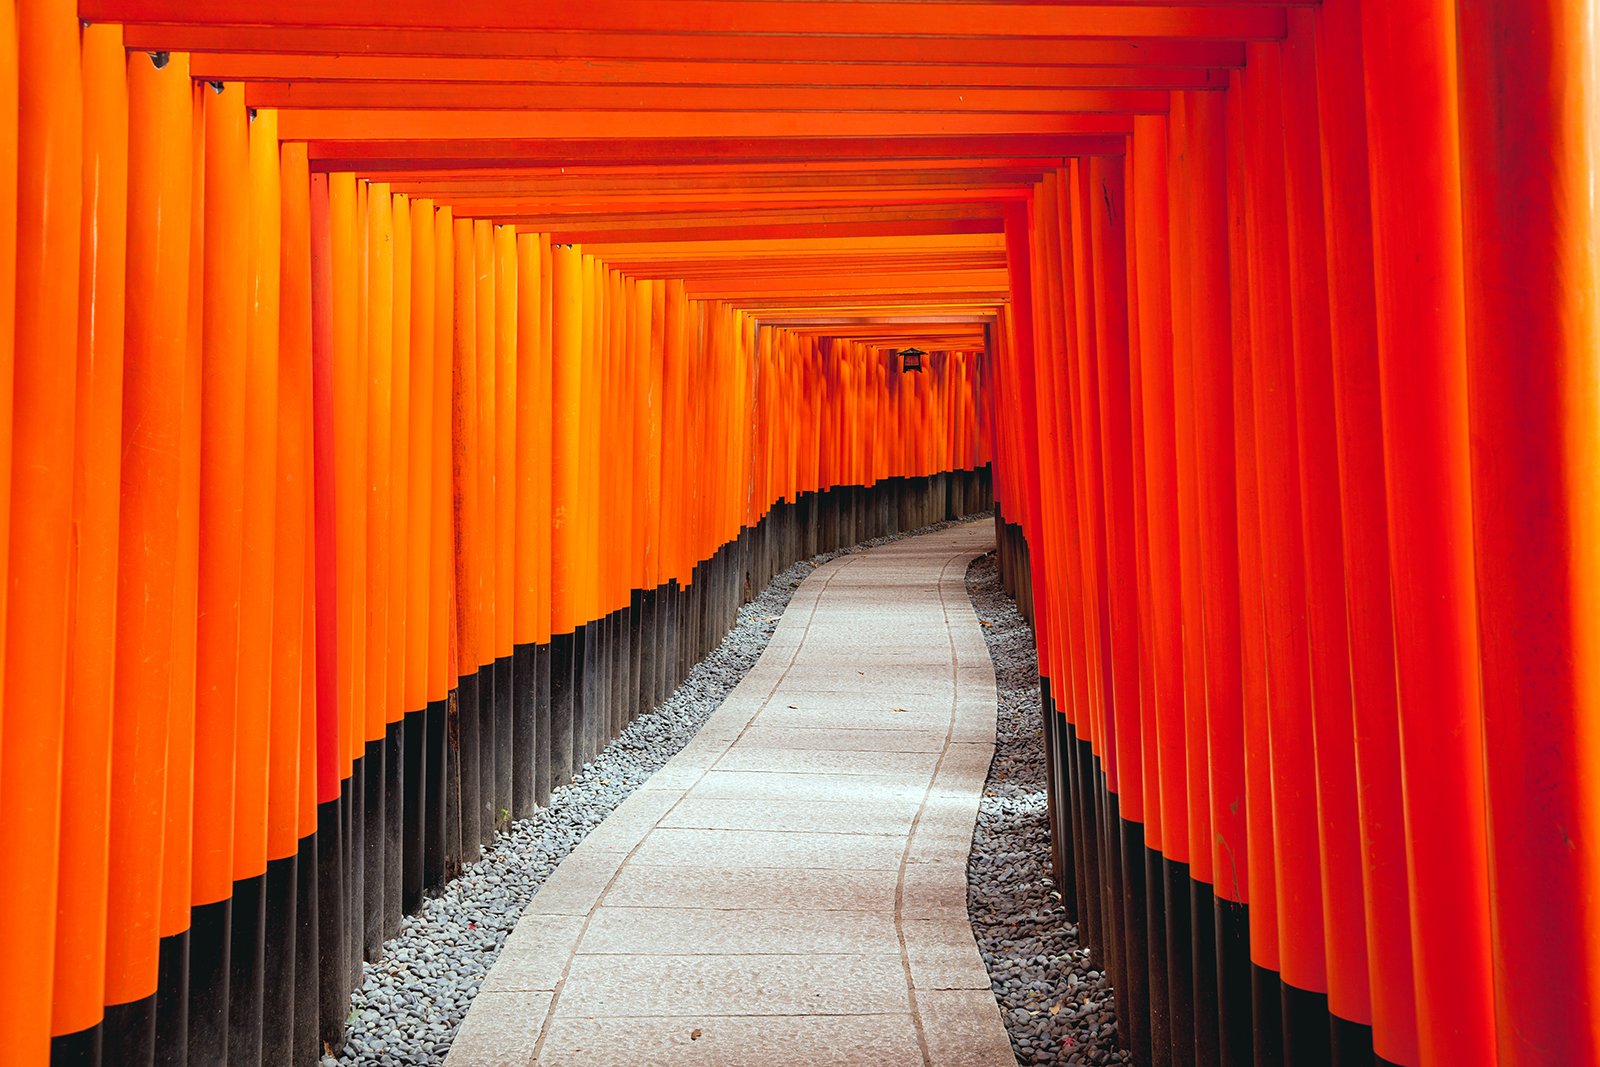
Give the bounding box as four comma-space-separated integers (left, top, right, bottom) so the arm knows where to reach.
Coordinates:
965, 551, 1133, 1067
329, 514, 981, 1067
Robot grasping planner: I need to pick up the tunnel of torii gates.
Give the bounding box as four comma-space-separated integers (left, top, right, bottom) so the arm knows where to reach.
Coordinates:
0, 0, 1596, 1066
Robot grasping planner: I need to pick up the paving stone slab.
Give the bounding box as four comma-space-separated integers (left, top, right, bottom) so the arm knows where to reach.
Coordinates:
712, 746, 942, 778
577, 906, 902, 956
602, 865, 903, 912
555, 952, 911, 1017
683, 769, 931, 805
732, 725, 950, 753
659, 795, 922, 836
535, 1014, 927, 1067
629, 826, 909, 871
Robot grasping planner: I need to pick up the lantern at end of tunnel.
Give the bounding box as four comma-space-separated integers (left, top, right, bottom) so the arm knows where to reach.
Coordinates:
898, 347, 926, 373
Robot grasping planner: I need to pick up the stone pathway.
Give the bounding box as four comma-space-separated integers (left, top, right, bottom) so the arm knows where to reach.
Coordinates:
446, 520, 1012, 1067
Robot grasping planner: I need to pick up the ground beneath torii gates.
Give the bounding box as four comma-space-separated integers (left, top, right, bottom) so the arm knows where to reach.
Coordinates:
445, 520, 1015, 1066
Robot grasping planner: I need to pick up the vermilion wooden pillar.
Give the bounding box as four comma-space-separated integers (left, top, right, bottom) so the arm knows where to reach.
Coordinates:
309, 166, 347, 1051
104, 45, 191, 1065
1180, 87, 1248, 1067
190, 78, 251, 1065
1130, 114, 1177, 1067
451, 215, 482, 858
1241, 42, 1330, 1063
1047, 170, 1096, 947
0, 0, 80, 1057
471, 217, 496, 846
1166, 93, 1214, 1067
1359, 0, 1496, 1062
52, 20, 127, 1057
1027, 178, 1071, 918
1002, 202, 1048, 657
407, 193, 435, 821
1067, 159, 1114, 977
513, 231, 544, 808
428, 204, 453, 691
387, 189, 411, 937
493, 225, 517, 818
327, 171, 359, 809
1138, 113, 1192, 1067
0, 0, 13, 750
1025, 181, 1060, 729
1311, 1, 1419, 1062
268, 134, 314, 1067
1456, 2, 1600, 1062
549, 242, 584, 785
1089, 153, 1148, 1065
1120, 138, 1161, 1067
1221, 71, 1272, 1067
1054, 168, 1094, 913
1277, 14, 1372, 1061
227, 100, 282, 1066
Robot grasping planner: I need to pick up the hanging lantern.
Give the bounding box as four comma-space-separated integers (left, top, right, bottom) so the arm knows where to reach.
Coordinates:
899, 347, 926, 373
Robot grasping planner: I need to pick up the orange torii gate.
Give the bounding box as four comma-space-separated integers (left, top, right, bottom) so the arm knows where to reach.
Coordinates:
0, 2, 1596, 1066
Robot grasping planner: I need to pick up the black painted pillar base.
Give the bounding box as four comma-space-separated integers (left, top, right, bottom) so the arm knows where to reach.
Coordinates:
362, 735, 386, 959
1252, 964, 1286, 1067
1331, 1014, 1376, 1067
423, 696, 448, 891
1121, 819, 1152, 1067
227, 871, 267, 1067
1146, 847, 1173, 1067
631, 589, 649, 722
292, 831, 320, 1066
1064, 722, 1089, 932
1039, 680, 1066, 899
186, 897, 232, 1066
402, 708, 426, 912
533, 642, 552, 806
492, 654, 513, 834
1164, 859, 1195, 1066
511, 643, 536, 821
638, 590, 660, 718
1216, 896, 1253, 1067
1192, 879, 1221, 1067
1076, 738, 1104, 952
1282, 982, 1334, 1067
479, 660, 501, 848
153, 927, 188, 1067
50, 1021, 103, 1067
613, 607, 632, 737
549, 631, 576, 789
456, 671, 481, 863
383, 719, 404, 939
260, 854, 296, 1067
315, 795, 347, 1054
577, 621, 600, 770
103, 990, 156, 1067
1105, 790, 1131, 1034
346, 756, 363, 979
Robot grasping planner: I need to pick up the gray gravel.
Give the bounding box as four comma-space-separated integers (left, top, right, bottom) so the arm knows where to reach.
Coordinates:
965, 551, 1133, 1067
331, 513, 986, 1067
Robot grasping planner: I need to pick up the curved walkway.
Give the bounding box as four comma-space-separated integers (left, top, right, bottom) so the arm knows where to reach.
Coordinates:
446, 520, 1011, 1067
